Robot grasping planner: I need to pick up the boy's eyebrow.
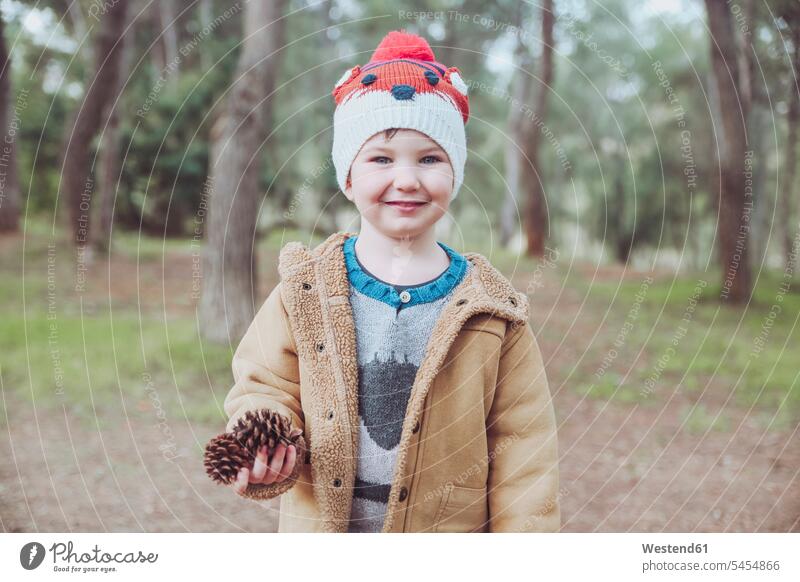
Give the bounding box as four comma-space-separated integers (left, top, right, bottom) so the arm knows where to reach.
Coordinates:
362, 145, 394, 154
419, 145, 446, 154
362, 145, 445, 155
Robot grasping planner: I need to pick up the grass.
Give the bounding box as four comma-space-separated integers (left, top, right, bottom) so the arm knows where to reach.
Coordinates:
0, 219, 234, 426
576, 373, 644, 404
680, 403, 732, 434
0, 311, 234, 426
2, 217, 798, 430
570, 268, 800, 424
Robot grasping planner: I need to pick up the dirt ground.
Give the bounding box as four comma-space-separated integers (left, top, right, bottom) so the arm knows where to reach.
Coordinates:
1, 246, 798, 532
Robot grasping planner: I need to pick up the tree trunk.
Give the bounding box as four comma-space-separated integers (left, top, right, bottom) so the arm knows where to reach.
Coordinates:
734, 0, 770, 272
500, 2, 528, 248
705, 0, 753, 303
0, 14, 20, 233
783, 26, 800, 273
160, 0, 179, 87
199, 0, 288, 344
199, 0, 214, 70
91, 97, 122, 253
60, 0, 128, 246
748, 105, 771, 269
612, 155, 632, 263
66, 0, 93, 66
92, 9, 134, 254
522, 0, 554, 257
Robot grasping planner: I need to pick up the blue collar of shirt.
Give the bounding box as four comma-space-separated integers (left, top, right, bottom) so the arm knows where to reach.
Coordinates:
343, 235, 468, 308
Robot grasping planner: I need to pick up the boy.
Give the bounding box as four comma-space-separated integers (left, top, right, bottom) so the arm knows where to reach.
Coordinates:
222, 30, 560, 533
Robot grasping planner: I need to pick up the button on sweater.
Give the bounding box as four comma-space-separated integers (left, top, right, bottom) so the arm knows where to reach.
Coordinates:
343, 235, 469, 532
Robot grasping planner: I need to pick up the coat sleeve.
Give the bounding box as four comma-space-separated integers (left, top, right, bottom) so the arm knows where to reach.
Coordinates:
222, 282, 305, 500
486, 319, 560, 532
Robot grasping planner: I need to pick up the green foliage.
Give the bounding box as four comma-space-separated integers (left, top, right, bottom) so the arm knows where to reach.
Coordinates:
6, 0, 794, 268
118, 67, 231, 235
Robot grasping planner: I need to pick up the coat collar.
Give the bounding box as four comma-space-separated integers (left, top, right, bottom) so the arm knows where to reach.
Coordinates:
276, 231, 529, 532
278, 231, 530, 324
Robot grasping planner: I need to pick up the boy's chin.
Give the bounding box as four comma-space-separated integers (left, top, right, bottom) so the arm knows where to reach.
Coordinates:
372, 223, 437, 241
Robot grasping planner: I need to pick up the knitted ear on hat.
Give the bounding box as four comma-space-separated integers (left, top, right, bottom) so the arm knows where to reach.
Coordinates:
331, 30, 469, 201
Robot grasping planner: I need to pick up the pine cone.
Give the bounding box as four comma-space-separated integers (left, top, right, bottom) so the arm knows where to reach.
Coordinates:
204, 433, 254, 485
204, 409, 306, 490
232, 409, 305, 458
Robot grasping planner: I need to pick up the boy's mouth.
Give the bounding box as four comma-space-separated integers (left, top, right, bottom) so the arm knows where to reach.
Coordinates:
384, 200, 428, 211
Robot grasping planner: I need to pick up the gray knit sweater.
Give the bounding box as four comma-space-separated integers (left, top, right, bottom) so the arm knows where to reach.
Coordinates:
342, 235, 469, 532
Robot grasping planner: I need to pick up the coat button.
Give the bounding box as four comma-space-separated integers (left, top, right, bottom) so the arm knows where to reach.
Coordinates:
399, 290, 411, 303
411, 420, 420, 434
398, 486, 408, 502
333, 478, 342, 487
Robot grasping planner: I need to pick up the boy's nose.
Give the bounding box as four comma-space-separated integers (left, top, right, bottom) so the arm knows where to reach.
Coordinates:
393, 166, 420, 191
391, 84, 416, 100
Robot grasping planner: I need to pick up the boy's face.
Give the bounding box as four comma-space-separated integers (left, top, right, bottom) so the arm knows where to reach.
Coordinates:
344, 129, 454, 240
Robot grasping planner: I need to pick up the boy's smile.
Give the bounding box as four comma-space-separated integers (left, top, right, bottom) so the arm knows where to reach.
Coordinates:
344, 129, 454, 240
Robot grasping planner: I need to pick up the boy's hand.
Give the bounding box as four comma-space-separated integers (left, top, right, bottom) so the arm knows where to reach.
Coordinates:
233, 443, 297, 496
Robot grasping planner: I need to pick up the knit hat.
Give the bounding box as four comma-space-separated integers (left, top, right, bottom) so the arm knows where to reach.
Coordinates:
331, 30, 470, 201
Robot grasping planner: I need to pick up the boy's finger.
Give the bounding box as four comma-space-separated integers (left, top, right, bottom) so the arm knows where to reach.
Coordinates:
235, 467, 249, 495
263, 443, 286, 485
250, 446, 269, 482
277, 445, 297, 482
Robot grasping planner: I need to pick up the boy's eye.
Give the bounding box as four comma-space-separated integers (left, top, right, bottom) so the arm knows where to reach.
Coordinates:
368, 155, 442, 164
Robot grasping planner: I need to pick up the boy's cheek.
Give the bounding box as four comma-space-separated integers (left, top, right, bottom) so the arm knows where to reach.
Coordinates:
351, 179, 390, 204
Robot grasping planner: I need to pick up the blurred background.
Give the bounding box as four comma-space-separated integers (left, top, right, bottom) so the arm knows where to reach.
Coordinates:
0, 0, 797, 532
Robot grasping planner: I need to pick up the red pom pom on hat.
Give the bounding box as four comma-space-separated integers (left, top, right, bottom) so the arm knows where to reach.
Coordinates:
369, 30, 436, 62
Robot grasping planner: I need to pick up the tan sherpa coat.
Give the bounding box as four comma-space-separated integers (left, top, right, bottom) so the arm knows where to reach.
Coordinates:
223, 231, 560, 532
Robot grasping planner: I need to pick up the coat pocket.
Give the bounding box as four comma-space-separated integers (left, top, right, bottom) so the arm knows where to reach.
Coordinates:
433, 483, 488, 533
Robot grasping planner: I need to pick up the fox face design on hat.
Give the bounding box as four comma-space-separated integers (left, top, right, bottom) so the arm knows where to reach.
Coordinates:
331, 30, 470, 201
